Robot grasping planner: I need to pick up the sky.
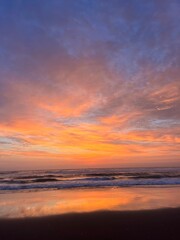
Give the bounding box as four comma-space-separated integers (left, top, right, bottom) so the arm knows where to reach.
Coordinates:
0, 0, 179, 170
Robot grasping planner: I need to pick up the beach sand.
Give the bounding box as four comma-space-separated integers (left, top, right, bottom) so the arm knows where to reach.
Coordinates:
0, 208, 179, 240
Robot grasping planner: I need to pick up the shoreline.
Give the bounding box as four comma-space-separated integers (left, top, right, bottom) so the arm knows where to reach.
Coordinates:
1, 186, 180, 218
0, 208, 180, 240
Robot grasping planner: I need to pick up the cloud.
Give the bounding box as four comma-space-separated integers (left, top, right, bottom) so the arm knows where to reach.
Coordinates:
0, 0, 179, 169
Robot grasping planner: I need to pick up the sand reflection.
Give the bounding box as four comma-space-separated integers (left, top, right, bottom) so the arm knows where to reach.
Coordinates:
0, 187, 180, 218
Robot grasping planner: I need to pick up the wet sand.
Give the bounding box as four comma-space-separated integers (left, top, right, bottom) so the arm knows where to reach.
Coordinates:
0, 208, 179, 240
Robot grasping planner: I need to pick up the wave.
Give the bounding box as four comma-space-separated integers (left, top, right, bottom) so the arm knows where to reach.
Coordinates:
32, 178, 59, 183
0, 167, 180, 192
0, 177, 180, 191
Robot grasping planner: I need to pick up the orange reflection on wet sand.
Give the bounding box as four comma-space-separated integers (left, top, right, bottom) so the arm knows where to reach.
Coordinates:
0, 187, 180, 218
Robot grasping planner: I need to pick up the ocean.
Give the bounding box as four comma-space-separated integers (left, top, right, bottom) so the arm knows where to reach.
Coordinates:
1, 167, 180, 192
1, 167, 180, 218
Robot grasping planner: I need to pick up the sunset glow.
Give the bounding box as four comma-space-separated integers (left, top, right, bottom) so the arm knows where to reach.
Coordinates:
0, 0, 179, 170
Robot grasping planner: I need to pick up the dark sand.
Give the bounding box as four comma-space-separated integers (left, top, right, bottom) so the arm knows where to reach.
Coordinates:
0, 208, 180, 240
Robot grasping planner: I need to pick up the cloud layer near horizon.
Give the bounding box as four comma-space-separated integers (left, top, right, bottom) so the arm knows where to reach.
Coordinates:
0, 0, 179, 169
